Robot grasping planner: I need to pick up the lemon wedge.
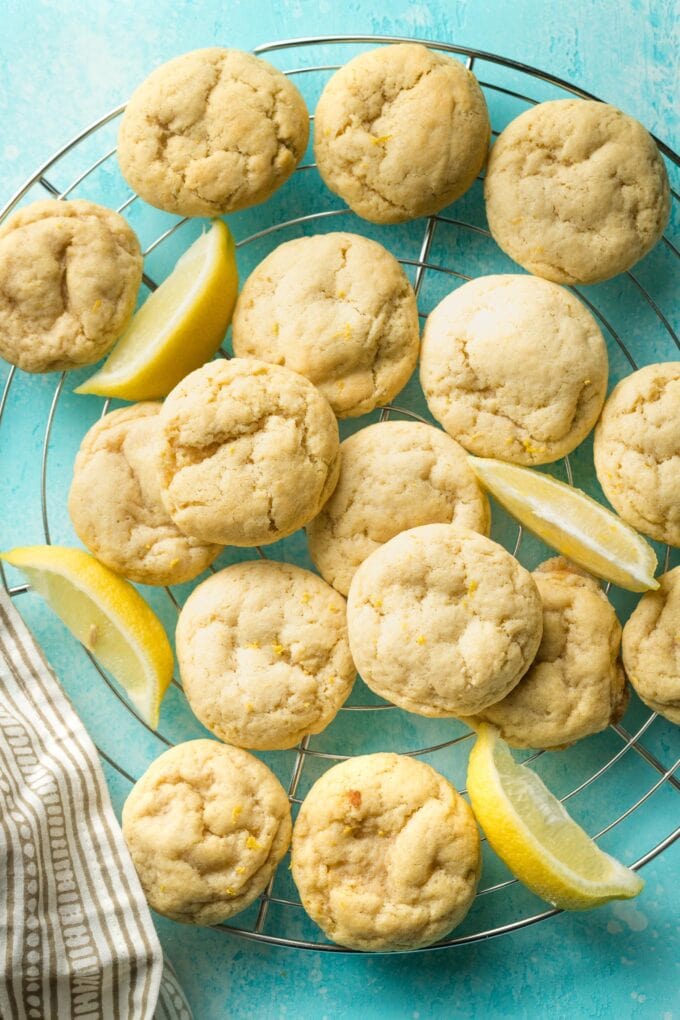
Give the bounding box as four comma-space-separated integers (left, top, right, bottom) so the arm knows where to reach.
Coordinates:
76, 219, 238, 400
467, 723, 644, 910
468, 456, 658, 592
1, 546, 173, 727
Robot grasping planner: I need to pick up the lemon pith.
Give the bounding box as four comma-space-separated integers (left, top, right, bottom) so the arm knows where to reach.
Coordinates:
75, 219, 238, 400
1, 545, 173, 727
468, 456, 658, 592
466, 723, 644, 910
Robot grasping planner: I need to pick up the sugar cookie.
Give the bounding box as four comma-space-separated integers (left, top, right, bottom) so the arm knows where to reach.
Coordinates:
232, 232, 419, 417
473, 559, 628, 748
291, 753, 480, 950
420, 275, 608, 464
346, 524, 543, 716
69, 403, 220, 585
307, 421, 489, 595
314, 43, 489, 223
118, 48, 309, 216
622, 565, 680, 724
485, 100, 670, 284
594, 363, 680, 547
177, 561, 356, 749
0, 199, 142, 372
122, 740, 291, 925
157, 358, 340, 546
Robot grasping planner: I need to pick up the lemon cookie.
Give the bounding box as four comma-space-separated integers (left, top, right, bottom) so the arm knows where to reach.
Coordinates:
232, 233, 420, 417
346, 524, 543, 716
472, 559, 628, 748
420, 275, 608, 465
118, 48, 309, 217
158, 358, 340, 546
69, 403, 220, 585
177, 561, 356, 749
291, 753, 480, 951
307, 421, 490, 595
122, 740, 291, 925
594, 363, 680, 547
0, 199, 142, 373
314, 43, 490, 224
622, 566, 680, 724
485, 100, 670, 284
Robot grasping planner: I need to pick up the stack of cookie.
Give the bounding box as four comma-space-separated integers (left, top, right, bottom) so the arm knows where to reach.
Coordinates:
0, 42, 676, 952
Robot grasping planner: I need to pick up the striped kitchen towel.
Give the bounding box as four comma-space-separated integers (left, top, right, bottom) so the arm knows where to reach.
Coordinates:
0, 588, 192, 1020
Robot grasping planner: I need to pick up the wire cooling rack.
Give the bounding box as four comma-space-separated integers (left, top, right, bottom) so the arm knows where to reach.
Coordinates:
1, 35, 679, 953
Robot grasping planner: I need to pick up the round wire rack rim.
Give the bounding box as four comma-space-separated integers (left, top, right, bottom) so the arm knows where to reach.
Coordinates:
259, 32, 680, 159
1, 33, 679, 954
2, 32, 679, 225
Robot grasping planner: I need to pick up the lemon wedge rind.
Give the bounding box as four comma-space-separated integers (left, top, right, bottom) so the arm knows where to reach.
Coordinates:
467, 723, 644, 910
1, 545, 173, 728
468, 456, 658, 592
75, 218, 238, 400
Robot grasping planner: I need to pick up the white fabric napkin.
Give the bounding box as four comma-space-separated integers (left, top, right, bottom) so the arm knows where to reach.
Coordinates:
0, 588, 192, 1020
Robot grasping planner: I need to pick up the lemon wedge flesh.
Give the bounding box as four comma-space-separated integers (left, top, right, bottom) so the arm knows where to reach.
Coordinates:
76, 219, 238, 400
1, 546, 173, 728
468, 456, 658, 592
467, 723, 644, 910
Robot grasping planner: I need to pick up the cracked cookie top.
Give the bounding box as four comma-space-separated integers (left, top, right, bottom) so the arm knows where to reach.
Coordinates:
117, 48, 310, 217
177, 560, 356, 749
472, 558, 628, 748
122, 739, 292, 925
0, 199, 142, 373
157, 358, 340, 546
346, 523, 543, 716
307, 421, 490, 595
594, 362, 680, 547
314, 43, 490, 224
420, 274, 609, 465
232, 232, 420, 417
69, 402, 221, 585
485, 99, 670, 284
291, 753, 480, 951
622, 565, 680, 724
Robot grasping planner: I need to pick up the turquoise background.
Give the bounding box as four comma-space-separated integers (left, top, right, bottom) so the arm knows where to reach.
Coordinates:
1, 2, 679, 1018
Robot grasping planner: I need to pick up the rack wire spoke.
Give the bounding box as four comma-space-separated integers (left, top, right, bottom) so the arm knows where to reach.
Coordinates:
59, 146, 118, 199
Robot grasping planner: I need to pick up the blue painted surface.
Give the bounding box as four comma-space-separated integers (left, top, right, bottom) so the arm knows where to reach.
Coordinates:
1, 2, 679, 1018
